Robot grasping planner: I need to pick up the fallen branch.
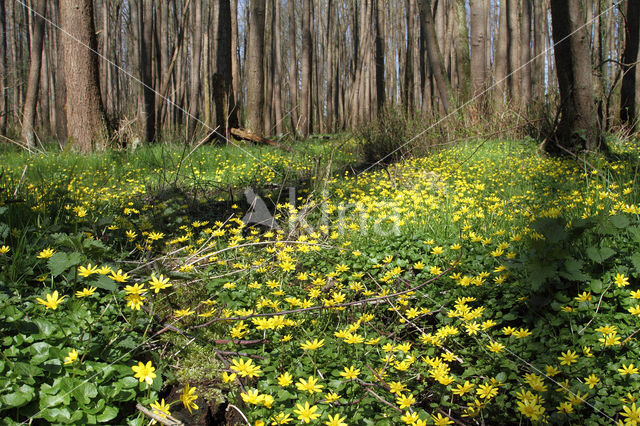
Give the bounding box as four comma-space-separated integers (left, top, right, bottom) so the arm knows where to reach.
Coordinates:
136, 403, 183, 425
231, 128, 291, 151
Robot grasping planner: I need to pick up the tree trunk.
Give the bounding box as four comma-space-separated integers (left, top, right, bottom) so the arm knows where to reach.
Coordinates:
469, 0, 487, 102
0, 0, 6, 134
532, 0, 546, 102
60, 0, 108, 152
520, 0, 532, 110
550, 0, 600, 151
21, 0, 46, 149
246, 0, 266, 134
620, 0, 639, 129
404, 0, 416, 112
188, 0, 203, 138
287, 0, 299, 136
271, 0, 283, 135
300, 0, 312, 135
455, 0, 470, 103
374, 0, 385, 113
231, 0, 241, 116
213, 0, 238, 143
494, 0, 508, 103
139, 0, 156, 142
507, 0, 519, 99
418, 0, 451, 113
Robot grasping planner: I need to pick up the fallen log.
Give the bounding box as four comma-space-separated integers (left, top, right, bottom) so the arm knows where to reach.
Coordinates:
230, 127, 291, 151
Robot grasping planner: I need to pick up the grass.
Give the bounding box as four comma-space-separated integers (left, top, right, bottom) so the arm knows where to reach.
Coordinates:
0, 135, 640, 425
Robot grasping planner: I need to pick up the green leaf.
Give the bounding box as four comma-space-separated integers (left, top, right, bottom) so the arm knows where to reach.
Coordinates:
72, 382, 98, 405
610, 214, 630, 229
93, 275, 117, 292
47, 252, 82, 277
590, 279, 603, 293
97, 406, 118, 423
586, 246, 615, 264
631, 253, 640, 273
0, 385, 35, 408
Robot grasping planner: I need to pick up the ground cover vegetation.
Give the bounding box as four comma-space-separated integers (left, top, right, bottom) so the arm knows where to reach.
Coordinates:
1, 135, 640, 425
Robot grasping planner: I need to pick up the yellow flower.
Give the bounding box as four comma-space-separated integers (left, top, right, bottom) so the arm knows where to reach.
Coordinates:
174, 308, 195, 318
222, 372, 237, 383
277, 372, 293, 387
37, 248, 55, 259
558, 350, 579, 366
400, 411, 419, 424
584, 374, 600, 389
293, 401, 320, 423
78, 264, 99, 277
64, 349, 79, 365
339, 366, 360, 380
628, 305, 640, 316
150, 399, 171, 419
431, 413, 453, 425
476, 383, 499, 399
620, 403, 640, 425
125, 293, 145, 310
180, 383, 199, 414
324, 414, 347, 426
296, 376, 324, 394
36, 290, 66, 310
75, 286, 97, 298
452, 381, 475, 396
486, 341, 505, 353
230, 358, 262, 378
131, 361, 156, 385
395, 393, 416, 409
241, 389, 265, 405
618, 363, 640, 376
324, 392, 341, 402
270, 412, 293, 424
108, 269, 130, 282
0, 245, 9, 254
614, 273, 630, 287
575, 291, 592, 302
148, 231, 165, 241
300, 338, 325, 351
149, 273, 171, 293
124, 283, 146, 295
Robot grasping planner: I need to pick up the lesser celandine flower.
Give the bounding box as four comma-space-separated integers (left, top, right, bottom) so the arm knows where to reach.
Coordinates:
149, 273, 171, 292
75, 286, 96, 298
0, 245, 10, 254
37, 248, 55, 259
78, 264, 99, 277
180, 383, 198, 414
293, 401, 320, 423
108, 269, 130, 282
150, 399, 171, 419
64, 349, 79, 364
36, 291, 66, 310
131, 361, 156, 385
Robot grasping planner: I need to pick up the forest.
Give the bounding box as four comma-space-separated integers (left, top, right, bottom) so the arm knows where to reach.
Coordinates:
1, 0, 640, 425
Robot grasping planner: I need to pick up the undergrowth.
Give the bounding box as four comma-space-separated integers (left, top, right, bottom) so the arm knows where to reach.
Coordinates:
0, 136, 639, 425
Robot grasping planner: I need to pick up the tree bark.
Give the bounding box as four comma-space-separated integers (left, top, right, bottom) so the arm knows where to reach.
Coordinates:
455, 0, 471, 103
139, 0, 156, 142
550, 0, 600, 151
300, 0, 313, 135
620, 0, 639, 129
213, 0, 238, 143
374, 0, 385, 113
188, 0, 203, 138
287, 0, 299, 136
21, 0, 46, 149
0, 0, 7, 134
507, 0, 519, 98
494, 0, 508, 103
246, 0, 266, 134
469, 0, 488, 103
60, 0, 108, 152
417, 0, 451, 113
520, 0, 532, 110
271, 0, 283, 135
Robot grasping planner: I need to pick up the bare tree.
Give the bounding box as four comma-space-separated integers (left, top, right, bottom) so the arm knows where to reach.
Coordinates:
550, 0, 600, 151
0, 0, 7, 134
139, 0, 156, 142
246, 0, 266, 134
59, 0, 109, 152
21, 0, 46, 148
188, 0, 203, 138
620, 0, 639, 130
300, 0, 313, 135
470, 0, 488, 103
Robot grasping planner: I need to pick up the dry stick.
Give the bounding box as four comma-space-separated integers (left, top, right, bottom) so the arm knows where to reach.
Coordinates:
623, 326, 640, 345
578, 282, 612, 334
436, 408, 466, 426
12, 165, 28, 197
226, 404, 250, 425
365, 388, 402, 413
136, 403, 183, 426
